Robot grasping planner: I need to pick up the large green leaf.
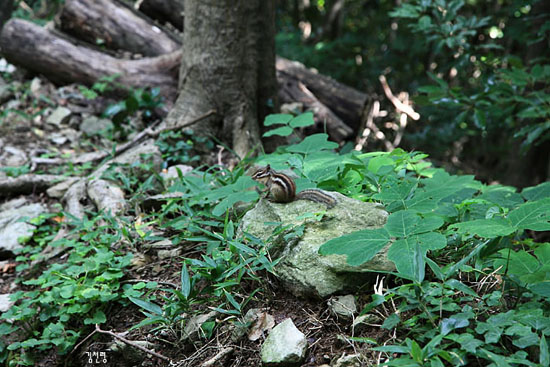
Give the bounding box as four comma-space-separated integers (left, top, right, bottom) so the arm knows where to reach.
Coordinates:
507, 198, 550, 231
289, 112, 315, 128
522, 182, 550, 201
385, 210, 443, 237
318, 228, 390, 266
449, 218, 515, 238
286, 134, 338, 154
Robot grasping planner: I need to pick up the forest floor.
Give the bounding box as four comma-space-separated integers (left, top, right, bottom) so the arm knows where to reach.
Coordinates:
0, 71, 386, 366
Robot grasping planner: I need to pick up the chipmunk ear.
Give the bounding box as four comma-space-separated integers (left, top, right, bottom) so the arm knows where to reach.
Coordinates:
265, 164, 271, 170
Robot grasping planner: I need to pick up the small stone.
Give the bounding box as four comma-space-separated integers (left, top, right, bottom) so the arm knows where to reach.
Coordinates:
46, 178, 80, 198
0, 203, 46, 255
0, 294, 15, 313
49, 132, 68, 145
161, 165, 193, 187
79, 116, 113, 136
157, 248, 181, 259
328, 295, 357, 319
46, 107, 72, 126
260, 318, 307, 366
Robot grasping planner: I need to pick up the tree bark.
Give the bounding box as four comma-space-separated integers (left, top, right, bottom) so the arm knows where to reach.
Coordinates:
0, 19, 179, 101
0, 0, 13, 33
166, 0, 272, 157
59, 0, 180, 56
139, 0, 184, 30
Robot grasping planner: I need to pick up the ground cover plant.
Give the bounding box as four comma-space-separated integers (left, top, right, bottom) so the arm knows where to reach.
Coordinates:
2, 112, 550, 366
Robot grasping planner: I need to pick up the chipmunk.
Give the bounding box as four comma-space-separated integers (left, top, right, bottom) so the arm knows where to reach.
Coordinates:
251, 165, 337, 208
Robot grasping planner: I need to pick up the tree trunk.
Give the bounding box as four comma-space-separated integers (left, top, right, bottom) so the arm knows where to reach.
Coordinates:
59, 0, 180, 56
0, 19, 179, 101
0, 0, 13, 33
139, 0, 184, 30
166, 0, 275, 157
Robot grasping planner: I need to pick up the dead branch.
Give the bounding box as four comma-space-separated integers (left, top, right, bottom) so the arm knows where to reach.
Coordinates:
94, 324, 171, 362
379, 75, 420, 121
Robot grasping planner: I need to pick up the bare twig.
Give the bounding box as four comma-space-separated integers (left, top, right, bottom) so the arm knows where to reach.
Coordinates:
70, 328, 98, 355
201, 347, 234, 367
379, 75, 420, 120
94, 324, 171, 362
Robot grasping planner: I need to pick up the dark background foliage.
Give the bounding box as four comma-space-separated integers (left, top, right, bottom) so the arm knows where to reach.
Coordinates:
276, 0, 550, 187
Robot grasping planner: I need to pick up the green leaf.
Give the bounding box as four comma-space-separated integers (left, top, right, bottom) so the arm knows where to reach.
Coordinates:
289, 112, 315, 128
385, 210, 443, 237
508, 198, 550, 231
264, 114, 293, 126
128, 296, 163, 316
444, 279, 478, 297
382, 313, 400, 330
441, 312, 471, 335
385, 210, 420, 237
409, 339, 423, 363
540, 333, 549, 367
224, 291, 241, 312
181, 263, 191, 299
388, 234, 445, 281
84, 310, 106, 325
263, 126, 294, 137
368, 156, 395, 174
319, 228, 390, 266
286, 134, 338, 154
449, 218, 516, 238
523, 182, 550, 201
494, 249, 539, 279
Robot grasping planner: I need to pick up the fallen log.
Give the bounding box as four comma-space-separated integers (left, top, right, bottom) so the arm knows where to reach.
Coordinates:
277, 70, 353, 140
139, 0, 184, 31
3, 1, 369, 140
0, 19, 179, 101
55, 0, 367, 135
59, 0, 180, 56
276, 57, 367, 130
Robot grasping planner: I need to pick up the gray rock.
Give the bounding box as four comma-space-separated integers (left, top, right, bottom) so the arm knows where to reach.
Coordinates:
49, 132, 68, 145
0, 58, 15, 73
87, 179, 127, 215
157, 248, 181, 259
328, 295, 357, 319
46, 107, 71, 126
239, 194, 392, 297
161, 164, 193, 187
260, 318, 307, 365
46, 177, 80, 198
1, 146, 28, 166
0, 294, 14, 313
80, 116, 114, 136
0, 203, 46, 254
0, 197, 27, 211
